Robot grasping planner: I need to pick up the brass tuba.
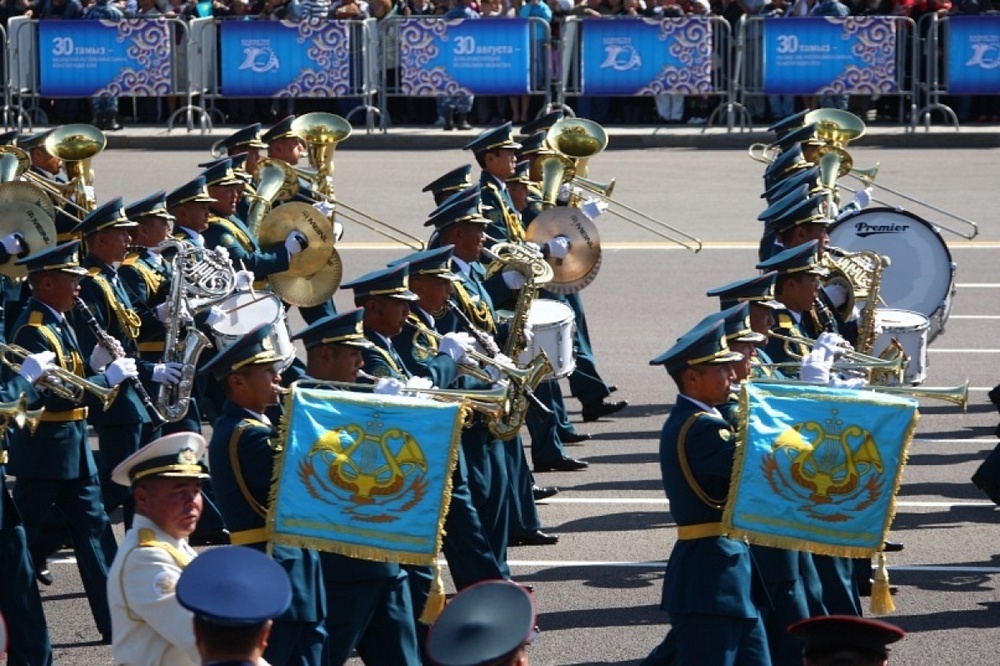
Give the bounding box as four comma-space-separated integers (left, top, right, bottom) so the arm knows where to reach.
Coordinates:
290, 112, 352, 199
43, 124, 106, 213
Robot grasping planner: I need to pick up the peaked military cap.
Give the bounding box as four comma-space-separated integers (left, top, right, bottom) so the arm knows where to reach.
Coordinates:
426, 580, 536, 666
388, 245, 459, 281
177, 546, 292, 626
200, 324, 289, 379
18, 130, 52, 151
765, 192, 829, 235
73, 196, 137, 235
716, 302, 767, 344
756, 239, 825, 276
262, 115, 298, 144
520, 110, 564, 136
216, 122, 268, 154
649, 318, 743, 373
200, 157, 243, 188
789, 615, 905, 660
111, 432, 209, 487
126, 191, 176, 222
166, 176, 217, 210
761, 164, 820, 202
763, 145, 811, 189
422, 164, 473, 197
770, 122, 820, 154
291, 308, 373, 350
506, 160, 532, 185
758, 182, 813, 222
424, 191, 491, 230
517, 131, 548, 157
0, 130, 19, 146
341, 264, 419, 301
767, 109, 810, 138
462, 122, 521, 154
707, 272, 780, 310
15, 239, 88, 276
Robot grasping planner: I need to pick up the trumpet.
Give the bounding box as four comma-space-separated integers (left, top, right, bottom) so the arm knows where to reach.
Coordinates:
0, 393, 43, 435
0, 343, 118, 410
763, 331, 906, 382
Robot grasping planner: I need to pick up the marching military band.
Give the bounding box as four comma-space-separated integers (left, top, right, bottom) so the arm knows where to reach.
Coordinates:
0, 107, 961, 666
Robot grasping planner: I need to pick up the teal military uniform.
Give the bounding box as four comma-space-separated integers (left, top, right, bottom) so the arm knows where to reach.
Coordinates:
201, 326, 326, 666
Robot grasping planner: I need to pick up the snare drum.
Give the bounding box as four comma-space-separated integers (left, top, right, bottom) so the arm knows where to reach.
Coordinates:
871, 308, 929, 385
210, 292, 295, 371
828, 208, 955, 342
518, 299, 576, 380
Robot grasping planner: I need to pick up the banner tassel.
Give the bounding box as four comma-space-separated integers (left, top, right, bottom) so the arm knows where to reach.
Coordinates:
419, 562, 447, 624
870, 551, 895, 616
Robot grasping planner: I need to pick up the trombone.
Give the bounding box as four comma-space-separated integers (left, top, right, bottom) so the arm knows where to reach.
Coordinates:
0, 343, 119, 411
543, 117, 703, 253
749, 378, 969, 411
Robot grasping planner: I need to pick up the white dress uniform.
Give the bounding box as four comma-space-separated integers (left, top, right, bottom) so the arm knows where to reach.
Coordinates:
107, 514, 200, 666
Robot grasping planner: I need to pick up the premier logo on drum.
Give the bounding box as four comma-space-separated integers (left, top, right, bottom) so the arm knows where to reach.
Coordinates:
853, 221, 910, 237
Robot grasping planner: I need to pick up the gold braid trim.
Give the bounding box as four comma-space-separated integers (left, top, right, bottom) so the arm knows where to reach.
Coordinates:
209, 216, 254, 251
677, 412, 728, 510
229, 420, 270, 519
452, 281, 496, 334
89, 272, 142, 340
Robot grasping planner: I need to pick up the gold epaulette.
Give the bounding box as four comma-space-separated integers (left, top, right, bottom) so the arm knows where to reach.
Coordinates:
121, 254, 140, 267
776, 312, 795, 330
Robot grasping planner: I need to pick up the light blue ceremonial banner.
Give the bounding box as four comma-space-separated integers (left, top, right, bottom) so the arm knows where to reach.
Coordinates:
580, 18, 713, 96
39, 20, 172, 97
268, 386, 463, 565
762, 18, 897, 95
723, 382, 918, 558
219, 20, 351, 97
398, 19, 531, 96
945, 16, 1000, 94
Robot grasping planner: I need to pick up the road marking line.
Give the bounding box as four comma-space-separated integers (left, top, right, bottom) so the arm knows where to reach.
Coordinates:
335, 242, 1000, 251
956, 283, 1000, 288
950, 315, 1000, 320
538, 498, 995, 508
928, 349, 1000, 353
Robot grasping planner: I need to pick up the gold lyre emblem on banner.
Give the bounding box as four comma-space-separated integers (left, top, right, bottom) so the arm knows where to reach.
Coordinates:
299, 413, 428, 523
764, 408, 885, 522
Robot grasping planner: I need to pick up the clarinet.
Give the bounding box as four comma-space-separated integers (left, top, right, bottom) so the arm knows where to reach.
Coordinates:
74, 297, 167, 427
446, 300, 501, 358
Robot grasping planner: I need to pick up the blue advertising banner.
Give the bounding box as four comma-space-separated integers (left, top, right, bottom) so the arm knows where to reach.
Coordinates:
219, 20, 351, 97
580, 18, 713, 96
398, 19, 531, 96
39, 20, 172, 97
762, 18, 897, 95
946, 16, 1000, 94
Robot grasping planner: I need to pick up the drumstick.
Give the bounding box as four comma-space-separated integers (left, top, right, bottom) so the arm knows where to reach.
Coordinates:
220, 295, 274, 316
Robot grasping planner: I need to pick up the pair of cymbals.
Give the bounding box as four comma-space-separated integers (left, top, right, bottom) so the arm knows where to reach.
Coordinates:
260, 202, 341, 306
524, 207, 602, 294
0, 182, 59, 280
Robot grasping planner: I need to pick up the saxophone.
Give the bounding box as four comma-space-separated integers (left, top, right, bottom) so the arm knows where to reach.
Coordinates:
482, 242, 554, 440
154, 241, 237, 422
823, 247, 889, 355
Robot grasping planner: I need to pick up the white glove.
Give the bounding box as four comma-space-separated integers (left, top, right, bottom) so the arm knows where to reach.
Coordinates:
1, 232, 24, 256
580, 198, 608, 221
405, 376, 434, 390
872, 312, 885, 337
204, 305, 227, 328
312, 199, 335, 219
799, 348, 832, 384
822, 283, 849, 309
334, 221, 344, 242
152, 362, 184, 385
522, 322, 533, 349
104, 357, 138, 386
502, 270, 525, 290
830, 375, 867, 389
156, 301, 192, 324
546, 236, 571, 260
18, 350, 56, 384
235, 270, 255, 291
83, 185, 96, 202
89, 341, 122, 372
438, 332, 475, 364
853, 186, 873, 210
557, 182, 571, 203
815, 332, 849, 360
284, 231, 309, 256
373, 377, 405, 395
214, 246, 230, 263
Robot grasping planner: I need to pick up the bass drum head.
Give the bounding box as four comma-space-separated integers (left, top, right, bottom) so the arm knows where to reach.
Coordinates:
828, 207, 955, 337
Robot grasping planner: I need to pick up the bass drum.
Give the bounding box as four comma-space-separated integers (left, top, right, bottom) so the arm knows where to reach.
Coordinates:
828, 207, 955, 342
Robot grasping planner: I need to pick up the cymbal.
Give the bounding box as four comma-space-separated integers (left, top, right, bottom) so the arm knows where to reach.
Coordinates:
257, 202, 335, 277
0, 182, 56, 220
0, 202, 58, 281
524, 206, 602, 294
269, 248, 343, 307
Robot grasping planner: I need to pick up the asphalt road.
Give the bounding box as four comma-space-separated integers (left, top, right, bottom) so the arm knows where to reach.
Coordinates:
29, 144, 1000, 665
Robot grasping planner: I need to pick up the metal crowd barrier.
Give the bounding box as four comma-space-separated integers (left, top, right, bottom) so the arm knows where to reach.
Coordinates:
740, 16, 916, 130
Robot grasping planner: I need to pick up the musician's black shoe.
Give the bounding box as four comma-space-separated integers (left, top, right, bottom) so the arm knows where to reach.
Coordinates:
100, 632, 112, 645
510, 530, 559, 546
532, 485, 559, 501
989, 385, 1000, 412
534, 457, 589, 473
561, 432, 592, 444
188, 528, 231, 547
608, 385, 618, 394
33, 555, 53, 586
581, 399, 628, 422
882, 540, 904, 553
